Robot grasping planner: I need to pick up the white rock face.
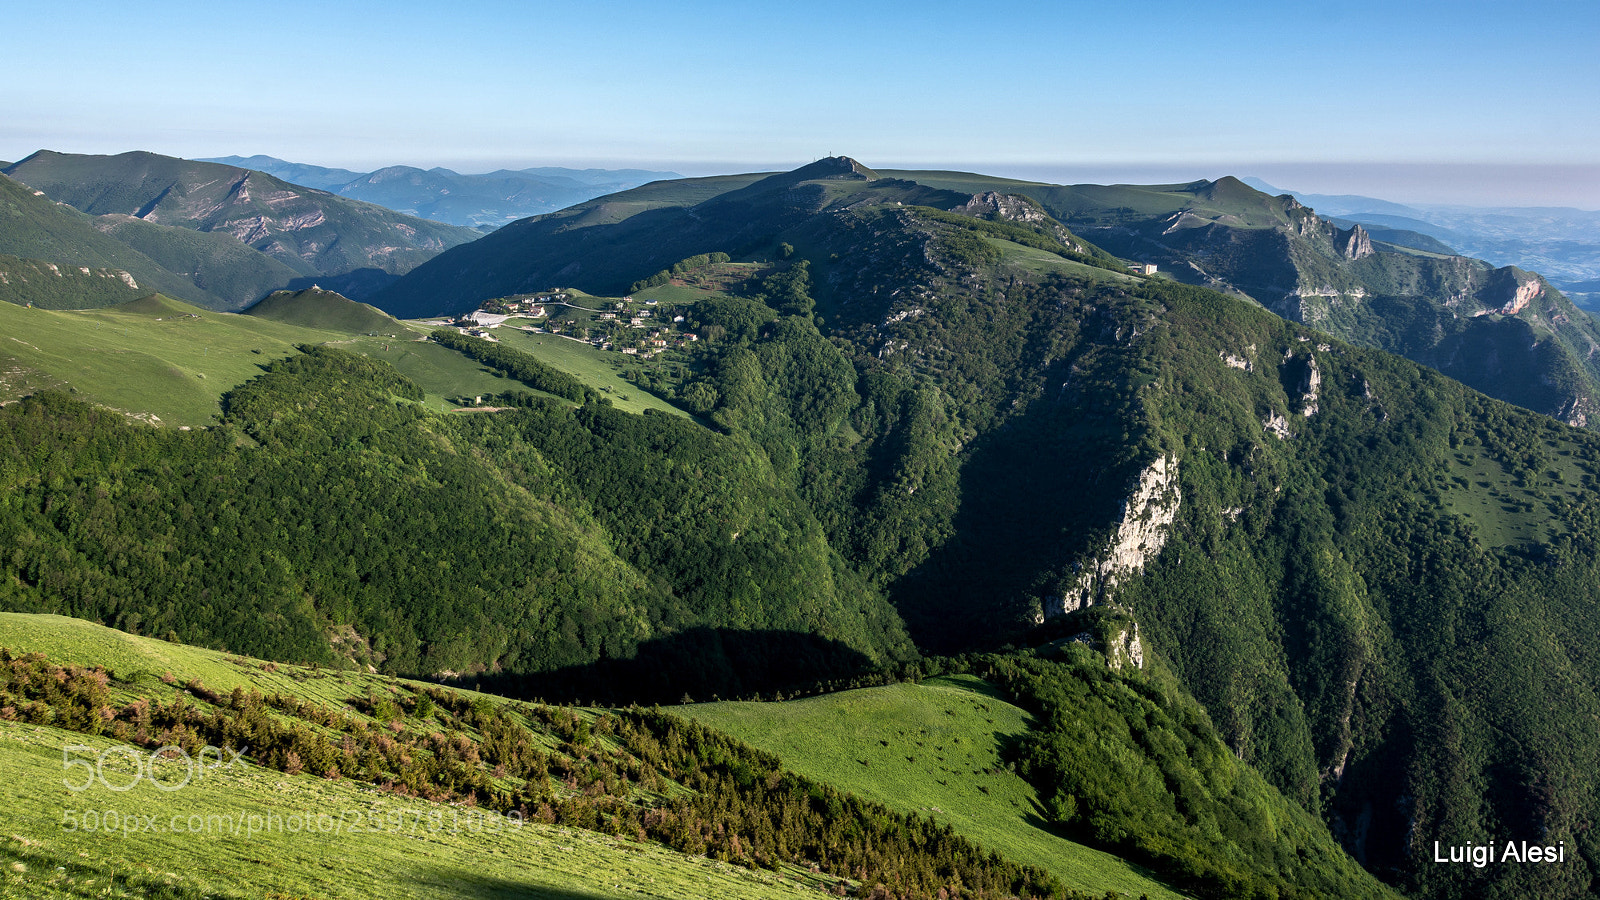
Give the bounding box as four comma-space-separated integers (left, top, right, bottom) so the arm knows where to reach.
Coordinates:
1263, 411, 1293, 439
1300, 355, 1322, 417
1049, 456, 1180, 616
1109, 620, 1145, 671
1337, 224, 1375, 260
1221, 351, 1253, 371
1500, 278, 1543, 315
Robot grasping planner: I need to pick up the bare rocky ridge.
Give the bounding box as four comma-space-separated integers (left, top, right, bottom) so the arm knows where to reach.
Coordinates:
954, 191, 1098, 256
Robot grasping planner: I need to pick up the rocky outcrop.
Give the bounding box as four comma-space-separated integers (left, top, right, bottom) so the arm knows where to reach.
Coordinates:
1336, 225, 1374, 260
1108, 619, 1145, 671
1221, 344, 1257, 371
956, 191, 1048, 224
1047, 456, 1180, 615
1500, 277, 1543, 315
954, 191, 1094, 255
1263, 410, 1294, 439
1046, 615, 1146, 671
1295, 354, 1322, 416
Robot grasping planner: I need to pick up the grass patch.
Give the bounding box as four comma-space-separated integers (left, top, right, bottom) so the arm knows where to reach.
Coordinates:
0, 297, 662, 423
0, 613, 410, 711
0, 722, 828, 900
0, 299, 330, 427
1438, 434, 1592, 548
338, 334, 538, 413
489, 330, 687, 417
986, 238, 1141, 282
681, 675, 1186, 900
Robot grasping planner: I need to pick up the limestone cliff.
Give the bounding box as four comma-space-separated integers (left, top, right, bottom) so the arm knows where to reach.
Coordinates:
1047, 455, 1180, 616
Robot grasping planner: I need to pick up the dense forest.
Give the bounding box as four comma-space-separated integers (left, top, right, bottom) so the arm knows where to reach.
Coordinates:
0, 348, 912, 683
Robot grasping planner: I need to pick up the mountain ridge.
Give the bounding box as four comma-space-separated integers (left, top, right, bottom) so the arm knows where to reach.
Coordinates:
198, 153, 682, 229
3, 150, 481, 301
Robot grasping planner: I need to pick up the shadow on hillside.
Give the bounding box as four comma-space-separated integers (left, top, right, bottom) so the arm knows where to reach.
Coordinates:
406, 866, 654, 899
452, 627, 878, 706
889, 358, 1144, 654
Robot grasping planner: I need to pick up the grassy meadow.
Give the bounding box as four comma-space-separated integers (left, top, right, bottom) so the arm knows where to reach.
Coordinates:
0, 613, 841, 900
0, 722, 830, 900
488, 328, 685, 416
682, 676, 1186, 900
0, 293, 677, 424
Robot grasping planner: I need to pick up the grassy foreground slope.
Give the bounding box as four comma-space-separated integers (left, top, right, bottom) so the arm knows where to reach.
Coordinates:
0, 612, 1072, 900
0, 723, 824, 900
685, 675, 1186, 900
0, 612, 834, 900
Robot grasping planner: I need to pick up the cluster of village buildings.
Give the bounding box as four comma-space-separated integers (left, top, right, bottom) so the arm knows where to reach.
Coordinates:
449, 292, 698, 358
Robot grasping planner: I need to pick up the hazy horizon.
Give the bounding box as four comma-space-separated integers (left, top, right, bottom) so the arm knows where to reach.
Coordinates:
5, 0, 1596, 209
5, 146, 1593, 210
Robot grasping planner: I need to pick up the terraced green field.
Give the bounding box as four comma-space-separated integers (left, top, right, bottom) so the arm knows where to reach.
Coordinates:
682, 677, 1187, 900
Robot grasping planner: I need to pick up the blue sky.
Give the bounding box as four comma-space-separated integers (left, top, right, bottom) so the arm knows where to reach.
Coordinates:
4, 0, 1597, 205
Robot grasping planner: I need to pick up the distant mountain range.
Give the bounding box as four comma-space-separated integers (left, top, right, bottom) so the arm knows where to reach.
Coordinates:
200, 155, 681, 229
0, 150, 483, 307
1242, 177, 1600, 308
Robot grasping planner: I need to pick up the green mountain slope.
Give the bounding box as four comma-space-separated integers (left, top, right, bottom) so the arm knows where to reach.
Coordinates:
242, 286, 405, 333
897, 170, 1600, 428
0, 609, 1399, 900
94, 212, 307, 308
3, 151, 482, 300
0, 253, 150, 309
371, 157, 1119, 319
0, 173, 228, 308
2, 722, 840, 900
0, 612, 1008, 900
0, 295, 574, 426
689, 661, 1400, 900
382, 161, 1600, 898
0, 346, 913, 684
686, 675, 1190, 900
369, 171, 771, 317
0, 611, 998, 896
